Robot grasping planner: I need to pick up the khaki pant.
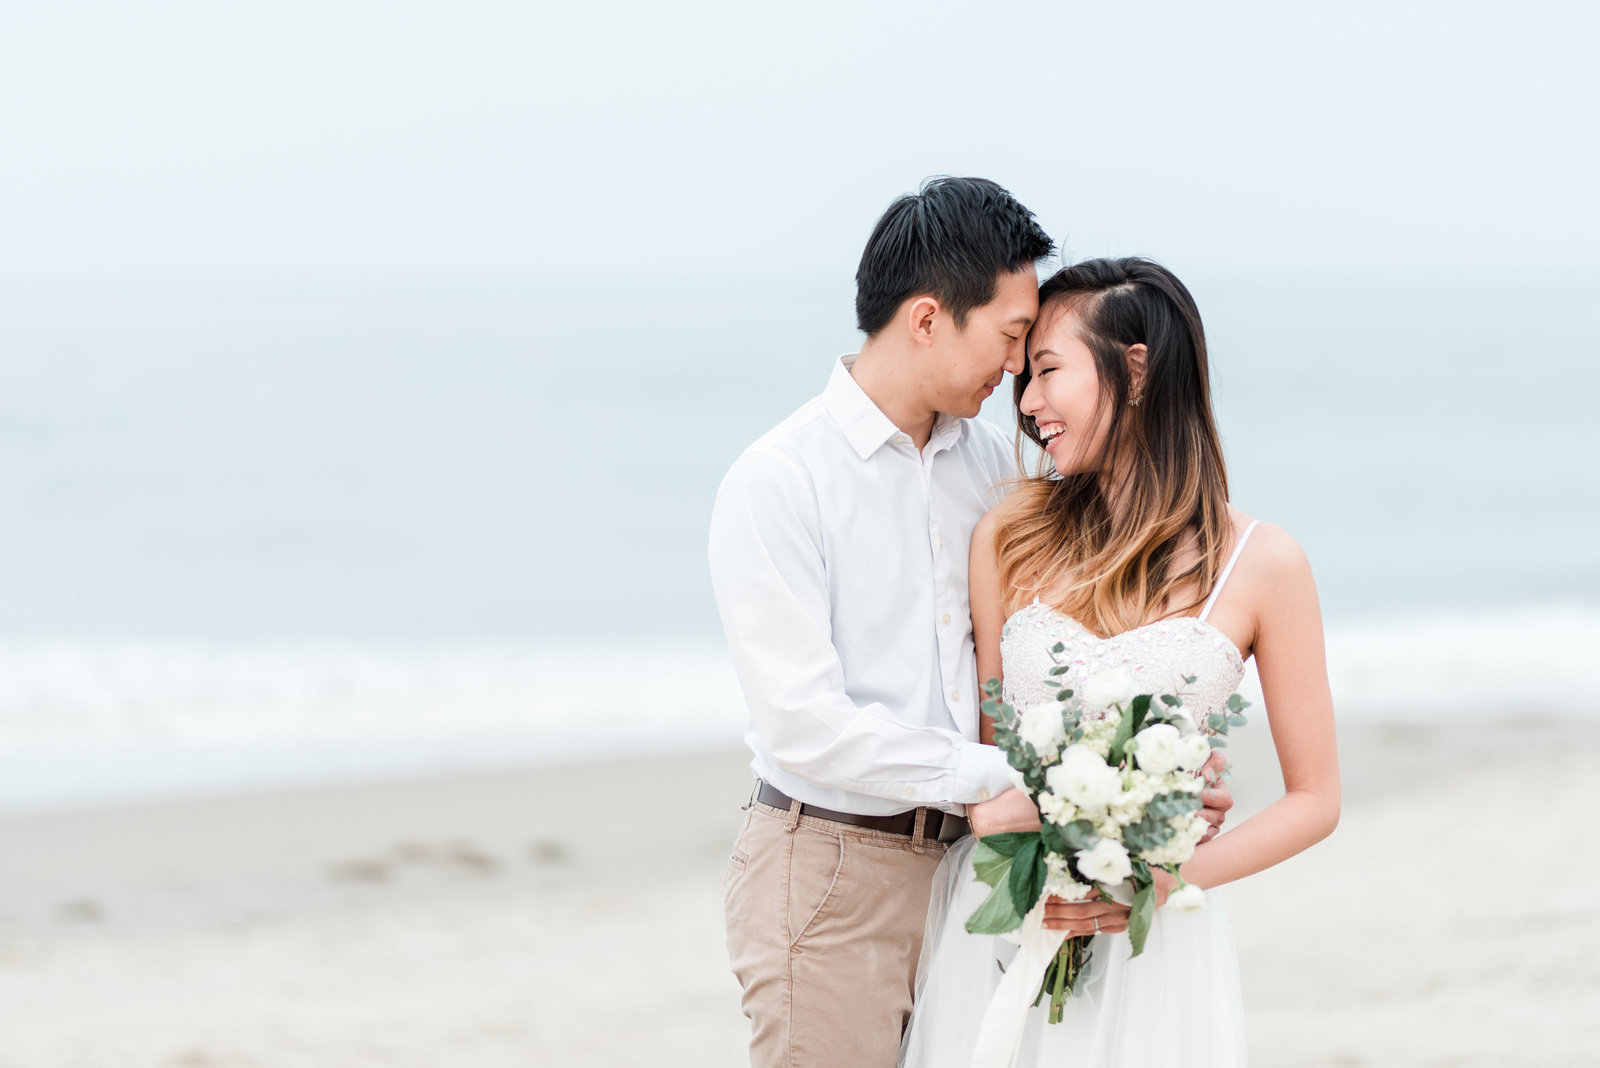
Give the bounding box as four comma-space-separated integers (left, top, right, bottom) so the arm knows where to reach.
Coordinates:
723, 799, 950, 1068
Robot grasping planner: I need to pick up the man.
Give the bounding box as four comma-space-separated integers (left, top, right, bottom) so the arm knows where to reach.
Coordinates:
708, 177, 1231, 1067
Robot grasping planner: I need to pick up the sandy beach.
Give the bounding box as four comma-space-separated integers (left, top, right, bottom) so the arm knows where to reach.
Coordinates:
2, 720, 1594, 1067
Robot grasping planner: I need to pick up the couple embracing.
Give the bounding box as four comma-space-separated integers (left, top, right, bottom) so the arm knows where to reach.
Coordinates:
709, 177, 1339, 1067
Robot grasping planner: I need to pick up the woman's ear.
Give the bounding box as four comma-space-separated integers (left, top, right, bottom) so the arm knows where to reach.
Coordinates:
1125, 343, 1149, 395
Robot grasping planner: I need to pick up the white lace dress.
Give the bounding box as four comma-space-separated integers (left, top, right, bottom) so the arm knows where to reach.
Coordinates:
900, 524, 1259, 1067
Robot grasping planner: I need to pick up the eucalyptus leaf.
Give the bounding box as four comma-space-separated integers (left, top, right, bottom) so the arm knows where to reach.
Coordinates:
1226, 693, 1244, 712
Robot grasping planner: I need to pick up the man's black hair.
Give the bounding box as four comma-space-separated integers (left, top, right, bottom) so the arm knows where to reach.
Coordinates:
854, 176, 1054, 336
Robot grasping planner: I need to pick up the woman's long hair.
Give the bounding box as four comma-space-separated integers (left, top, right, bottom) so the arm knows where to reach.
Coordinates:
994, 257, 1231, 636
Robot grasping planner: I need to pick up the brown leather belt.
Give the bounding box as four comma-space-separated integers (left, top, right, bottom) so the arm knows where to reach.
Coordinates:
755, 781, 970, 843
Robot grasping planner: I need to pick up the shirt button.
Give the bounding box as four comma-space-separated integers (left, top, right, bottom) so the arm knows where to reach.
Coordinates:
904, 786, 916, 798
951, 689, 961, 702
978, 788, 991, 801
942, 614, 951, 625
938, 537, 945, 549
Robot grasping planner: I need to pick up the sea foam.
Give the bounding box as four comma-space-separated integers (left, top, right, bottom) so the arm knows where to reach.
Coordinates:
2, 604, 1594, 812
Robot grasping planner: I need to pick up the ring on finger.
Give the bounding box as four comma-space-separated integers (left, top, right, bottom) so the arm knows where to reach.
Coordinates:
1092, 916, 1100, 933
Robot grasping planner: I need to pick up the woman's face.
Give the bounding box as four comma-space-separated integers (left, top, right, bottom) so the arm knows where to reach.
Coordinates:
1018, 303, 1114, 476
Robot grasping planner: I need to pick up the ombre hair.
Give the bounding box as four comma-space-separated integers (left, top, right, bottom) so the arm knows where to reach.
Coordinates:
993, 257, 1231, 637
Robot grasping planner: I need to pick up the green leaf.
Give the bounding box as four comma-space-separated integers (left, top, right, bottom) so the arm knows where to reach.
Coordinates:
1127, 883, 1155, 956
984, 678, 1003, 697
1109, 695, 1152, 763
976, 831, 1038, 858
1008, 838, 1046, 918
1159, 694, 1180, 707
1051, 642, 1066, 654
1207, 713, 1226, 731
1229, 713, 1248, 727
965, 879, 1024, 934
1040, 819, 1097, 852
1048, 665, 1070, 676
1209, 737, 1228, 748
972, 840, 1016, 888
1056, 689, 1073, 702
1226, 693, 1244, 713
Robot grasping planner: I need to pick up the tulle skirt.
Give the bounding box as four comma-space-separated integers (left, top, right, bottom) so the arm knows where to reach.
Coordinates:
899, 837, 1247, 1068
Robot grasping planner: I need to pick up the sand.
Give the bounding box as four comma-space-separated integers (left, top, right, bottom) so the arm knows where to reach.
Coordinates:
1, 721, 1594, 1067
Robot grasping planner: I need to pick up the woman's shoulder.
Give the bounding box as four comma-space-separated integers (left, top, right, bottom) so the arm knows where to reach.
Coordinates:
1227, 508, 1313, 586
973, 489, 1038, 548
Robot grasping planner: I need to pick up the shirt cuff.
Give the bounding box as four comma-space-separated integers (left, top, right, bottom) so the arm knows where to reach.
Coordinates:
951, 742, 1015, 807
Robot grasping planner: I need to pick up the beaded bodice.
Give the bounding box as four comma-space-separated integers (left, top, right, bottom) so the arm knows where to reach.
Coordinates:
998, 603, 1246, 730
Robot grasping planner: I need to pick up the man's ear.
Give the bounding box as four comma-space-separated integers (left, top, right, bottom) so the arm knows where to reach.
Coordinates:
906, 295, 941, 348
1126, 343, 1149, 393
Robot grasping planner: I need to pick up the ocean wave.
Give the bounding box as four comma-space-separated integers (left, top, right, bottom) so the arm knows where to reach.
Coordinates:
2, 605, 1594, 811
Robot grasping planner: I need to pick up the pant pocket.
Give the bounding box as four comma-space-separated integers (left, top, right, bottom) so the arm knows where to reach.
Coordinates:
787, 830, 846, 948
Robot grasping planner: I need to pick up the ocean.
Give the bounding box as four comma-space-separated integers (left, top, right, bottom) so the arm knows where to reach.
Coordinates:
2, 273, 1596, 811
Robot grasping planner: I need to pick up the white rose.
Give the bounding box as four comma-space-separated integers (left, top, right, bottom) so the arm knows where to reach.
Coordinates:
1075, 838, 1133, 884
1045, 747, 1121, 810
1007, 767, 1034, 796
1017, 702, 1067, 755
1132, 723, 1182, 775
1174, 733, 1212, 773
1166, 883, 1206, 911
1082, 667, 1140, 710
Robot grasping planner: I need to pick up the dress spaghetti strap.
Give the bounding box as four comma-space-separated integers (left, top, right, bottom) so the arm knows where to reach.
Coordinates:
1199, 520, 1261, 621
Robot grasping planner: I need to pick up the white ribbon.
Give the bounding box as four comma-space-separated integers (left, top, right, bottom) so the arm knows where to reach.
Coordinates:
969, 899, 1066, 1068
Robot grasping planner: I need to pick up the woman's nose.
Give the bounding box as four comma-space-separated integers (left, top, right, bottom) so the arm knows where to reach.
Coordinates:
1019, 375, 1042, 417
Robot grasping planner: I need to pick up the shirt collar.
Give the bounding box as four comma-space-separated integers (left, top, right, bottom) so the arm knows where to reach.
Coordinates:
824, 355, 901, 461
823, 354, 968, 460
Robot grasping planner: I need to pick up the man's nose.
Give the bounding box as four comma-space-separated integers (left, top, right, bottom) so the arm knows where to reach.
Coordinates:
1003, 348, 1026, 376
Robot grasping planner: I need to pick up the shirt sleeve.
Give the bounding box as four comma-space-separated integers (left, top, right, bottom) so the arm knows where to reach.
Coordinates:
708, 448, 1012, 807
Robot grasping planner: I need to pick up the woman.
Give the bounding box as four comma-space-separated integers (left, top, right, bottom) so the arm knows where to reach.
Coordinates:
900, 258, 1340, 1066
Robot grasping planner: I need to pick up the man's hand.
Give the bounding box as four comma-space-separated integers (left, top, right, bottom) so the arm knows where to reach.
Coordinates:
1198, 750, 1234, 843
966, 787, 1040, 839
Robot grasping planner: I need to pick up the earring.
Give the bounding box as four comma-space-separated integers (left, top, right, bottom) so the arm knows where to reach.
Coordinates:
1129, 389, 1143, 407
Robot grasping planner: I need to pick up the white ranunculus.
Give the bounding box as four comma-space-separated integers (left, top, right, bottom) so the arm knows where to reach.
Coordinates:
1017, 702, 1067, 755
1166, 883, 1206, 911
1132, 723, 1183, 775
1174, 733, 1212, 773
1075, 838, 1133, 884
1045, 746, 1121, 810
1082, 667, 1140, 710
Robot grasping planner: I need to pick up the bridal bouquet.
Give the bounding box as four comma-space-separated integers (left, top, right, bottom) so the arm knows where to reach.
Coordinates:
966, 653, 1249, 1024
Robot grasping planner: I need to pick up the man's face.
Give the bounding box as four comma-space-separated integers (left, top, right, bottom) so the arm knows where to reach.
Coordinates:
926, 265, 1039, 418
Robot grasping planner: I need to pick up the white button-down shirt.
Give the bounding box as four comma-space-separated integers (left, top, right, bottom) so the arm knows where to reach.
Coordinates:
708, 355, 1016, 816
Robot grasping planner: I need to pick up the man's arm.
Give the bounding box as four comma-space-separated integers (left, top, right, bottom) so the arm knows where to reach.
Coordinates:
708, 450, 1010, 806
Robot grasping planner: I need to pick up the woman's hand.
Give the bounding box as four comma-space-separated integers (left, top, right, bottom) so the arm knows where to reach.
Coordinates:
966, 787, 1041, 838
1197, 750, 1234, 843
1043, 894, 1130, 935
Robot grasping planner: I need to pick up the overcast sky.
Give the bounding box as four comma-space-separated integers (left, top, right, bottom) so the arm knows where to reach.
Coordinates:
2, 0, 1594, 280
